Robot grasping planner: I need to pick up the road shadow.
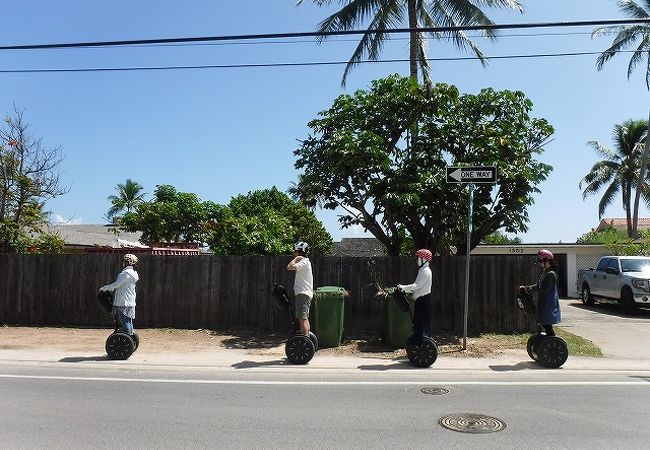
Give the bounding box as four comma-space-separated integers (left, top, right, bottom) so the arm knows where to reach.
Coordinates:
566, 300, 650, 319
357, 360, 419, 371
217, 329, 286, 350
231, 359, 291, 369
59, 355, 109, 362
628, 375, 650, 382
488, 361, 551, 371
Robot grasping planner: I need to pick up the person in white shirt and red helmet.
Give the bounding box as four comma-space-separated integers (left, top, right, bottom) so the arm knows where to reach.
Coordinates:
398, 249, 433, 344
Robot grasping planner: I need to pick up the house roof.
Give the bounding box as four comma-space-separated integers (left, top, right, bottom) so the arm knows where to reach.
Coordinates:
46, 224, 145, 248
595, 218, 650, 232
331, 238, 387, 257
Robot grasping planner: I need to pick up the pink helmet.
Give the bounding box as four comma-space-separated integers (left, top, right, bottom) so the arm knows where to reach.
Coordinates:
537, 249, 554, 261
415, 249, 433, 262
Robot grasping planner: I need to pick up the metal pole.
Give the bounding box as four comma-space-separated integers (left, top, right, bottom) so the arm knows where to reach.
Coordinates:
463, 183, 474, 351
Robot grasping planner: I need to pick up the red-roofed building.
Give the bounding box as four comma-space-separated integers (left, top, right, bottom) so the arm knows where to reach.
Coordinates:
595, 218, 650, 232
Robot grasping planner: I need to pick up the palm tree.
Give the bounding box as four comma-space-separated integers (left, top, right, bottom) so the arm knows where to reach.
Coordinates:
298, 0, 523, 85
106, 179, 146, 223
593, 0, 650, 238
580, 119, 649, 238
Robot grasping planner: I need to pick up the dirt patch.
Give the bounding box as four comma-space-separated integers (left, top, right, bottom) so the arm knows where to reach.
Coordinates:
0, 325, 524, 357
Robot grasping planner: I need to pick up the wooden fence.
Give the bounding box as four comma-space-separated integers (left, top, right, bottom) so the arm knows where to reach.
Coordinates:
0, 253, 541, 334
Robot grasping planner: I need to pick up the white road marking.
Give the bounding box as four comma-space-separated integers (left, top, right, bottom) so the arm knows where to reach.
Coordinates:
0, 374, 649, 386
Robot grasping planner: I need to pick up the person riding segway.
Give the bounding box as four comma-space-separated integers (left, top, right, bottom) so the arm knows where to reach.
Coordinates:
518, 249, 568, 368
270, 241, 318, 364
395, 249, 438, 368
99, 253, 140, 360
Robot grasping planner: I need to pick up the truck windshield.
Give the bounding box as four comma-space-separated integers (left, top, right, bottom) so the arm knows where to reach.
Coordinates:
620, 259, 650, 273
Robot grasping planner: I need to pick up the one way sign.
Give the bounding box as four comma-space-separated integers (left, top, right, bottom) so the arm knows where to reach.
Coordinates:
446, 166, 497, 184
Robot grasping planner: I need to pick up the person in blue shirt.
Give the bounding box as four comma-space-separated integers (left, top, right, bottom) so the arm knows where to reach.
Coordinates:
521, 249, 561, 336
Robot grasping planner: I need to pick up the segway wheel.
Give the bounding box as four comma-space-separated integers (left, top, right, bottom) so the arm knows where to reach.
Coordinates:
308, 332, 319, 352
406, 337, 438, 368
106, 332, 135, 360
536, 336, 569, 368
132, 332, 139, 352
526, 334, 541, 361
285, 335, 315, 365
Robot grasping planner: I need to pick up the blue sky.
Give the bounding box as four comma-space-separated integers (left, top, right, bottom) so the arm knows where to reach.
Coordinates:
1, 0, 648, 244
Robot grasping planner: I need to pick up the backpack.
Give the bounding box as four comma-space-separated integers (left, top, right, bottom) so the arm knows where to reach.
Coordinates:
97, 290, 114, 314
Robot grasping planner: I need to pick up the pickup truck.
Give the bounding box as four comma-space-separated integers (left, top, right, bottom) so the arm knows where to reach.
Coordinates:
576, 256, 650, 314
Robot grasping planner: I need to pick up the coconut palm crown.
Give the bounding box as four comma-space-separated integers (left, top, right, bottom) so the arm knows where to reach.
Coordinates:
298, 0, 523, 85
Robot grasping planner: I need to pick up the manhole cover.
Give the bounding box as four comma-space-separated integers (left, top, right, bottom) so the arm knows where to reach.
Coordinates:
421, 387, 449, 395
439, 413, 506, 434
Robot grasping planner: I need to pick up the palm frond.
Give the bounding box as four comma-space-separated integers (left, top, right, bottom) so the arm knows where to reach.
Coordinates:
597, 179, 622, 218
339, 1, 404, 85
594, 26, 644, 70
423, 2, 489, 63
619, 0, 650, 18
586, 141, 620, 161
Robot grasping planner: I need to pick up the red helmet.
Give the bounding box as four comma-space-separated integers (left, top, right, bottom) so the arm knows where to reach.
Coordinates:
415, 249, 432, 262
537, 249, 554, 261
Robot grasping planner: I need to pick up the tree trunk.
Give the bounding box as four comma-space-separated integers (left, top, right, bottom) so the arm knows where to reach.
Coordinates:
632, 108, 650, 239
408, 0, 418, 81
625, 182, 633, 238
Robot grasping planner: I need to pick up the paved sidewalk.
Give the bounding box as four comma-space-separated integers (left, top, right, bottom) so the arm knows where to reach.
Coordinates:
2, 345, 650, 373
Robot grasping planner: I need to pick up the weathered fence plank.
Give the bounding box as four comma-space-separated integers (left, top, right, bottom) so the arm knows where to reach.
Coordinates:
0, 253, 540, 333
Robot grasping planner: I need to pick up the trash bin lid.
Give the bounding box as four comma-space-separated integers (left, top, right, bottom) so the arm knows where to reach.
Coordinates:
315, 286, 346, 292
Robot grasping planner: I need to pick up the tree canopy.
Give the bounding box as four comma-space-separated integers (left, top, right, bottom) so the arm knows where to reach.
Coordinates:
0, 107, 66, 253
579, 119, 649, 238
118, 185, 333, 255
291, 74, 553, 255
206, 187, 333, 255
298, 0, 523, 85
119, 184, 217, 245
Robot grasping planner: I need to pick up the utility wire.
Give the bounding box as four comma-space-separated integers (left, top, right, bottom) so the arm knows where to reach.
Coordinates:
0, 18, 648, 51
47, 31, 608, 50
0, 50, 635, 74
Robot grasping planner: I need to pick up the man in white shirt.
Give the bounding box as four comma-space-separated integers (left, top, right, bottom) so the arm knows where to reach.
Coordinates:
398, 249, 432, 344
100, 253, 140, 335
287, 241, 313, 336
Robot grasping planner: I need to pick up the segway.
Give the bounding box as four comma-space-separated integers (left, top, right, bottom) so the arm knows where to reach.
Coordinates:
391, 287, 438, 368
271, 283, 318, 364
97, 290, 139, 360
517, 288, 568, 368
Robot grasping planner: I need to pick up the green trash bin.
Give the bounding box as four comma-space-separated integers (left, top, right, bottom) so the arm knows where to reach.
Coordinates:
313, 286, 346, 348
381, 288, 414, 348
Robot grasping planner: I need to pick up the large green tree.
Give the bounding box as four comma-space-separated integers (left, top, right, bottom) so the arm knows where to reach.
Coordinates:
206, 187, 333, 255
298, 0, 523, 84
0, 107, 66, 253
593, 0, 650, 238
106, 178, 146, 223
291, 74, 553, 255
579, 119, 649, 238
119, 184, 218, 245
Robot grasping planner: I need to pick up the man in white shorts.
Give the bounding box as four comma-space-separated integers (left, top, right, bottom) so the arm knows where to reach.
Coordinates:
287, 241, 313, 336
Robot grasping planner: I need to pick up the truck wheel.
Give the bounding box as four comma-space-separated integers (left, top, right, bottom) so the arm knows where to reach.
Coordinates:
621, 288, 637, 315
581, 285, 594, 306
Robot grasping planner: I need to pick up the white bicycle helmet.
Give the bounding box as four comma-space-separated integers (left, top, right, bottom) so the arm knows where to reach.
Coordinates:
294, 241, 309, 254
123, 253, 138, 265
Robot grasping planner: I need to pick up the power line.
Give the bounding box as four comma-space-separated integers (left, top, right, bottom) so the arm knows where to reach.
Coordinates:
0, 18, 647, 51
0, 49, 634, 74
40, 31, 605, 50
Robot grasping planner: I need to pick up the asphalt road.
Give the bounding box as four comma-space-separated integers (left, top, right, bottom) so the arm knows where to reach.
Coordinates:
1, 362, 650, 450
560, 298, 650, 359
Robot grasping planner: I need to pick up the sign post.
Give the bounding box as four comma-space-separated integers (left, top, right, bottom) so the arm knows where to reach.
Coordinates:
446, 166, 497, 350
